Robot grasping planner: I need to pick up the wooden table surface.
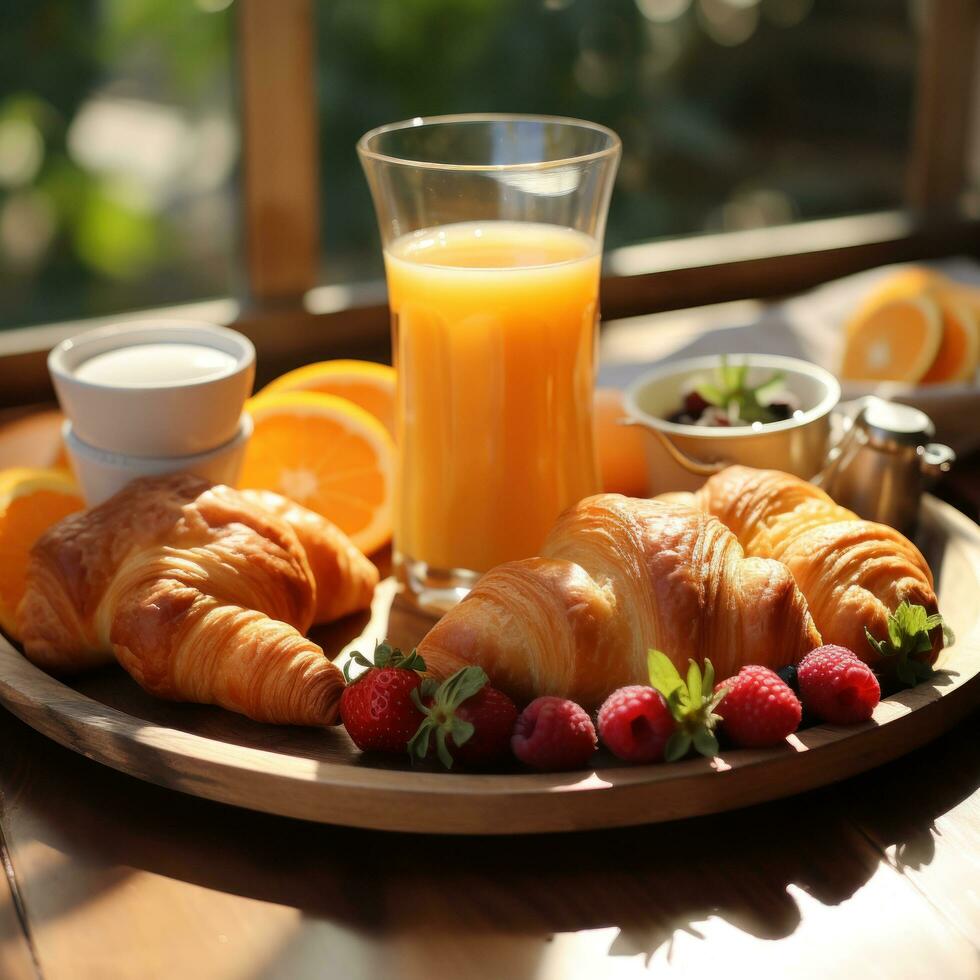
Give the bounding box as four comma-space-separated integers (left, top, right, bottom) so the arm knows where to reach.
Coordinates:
2, 314, 980, 980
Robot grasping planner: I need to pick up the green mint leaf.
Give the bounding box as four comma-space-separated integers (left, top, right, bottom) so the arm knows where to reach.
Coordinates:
865, 628, 887, 658
912, 633, 934, 656
692, 728, 719, 758
665, 731, 692, 762
719, 355, 736, 391
648, 650, 684, 701
887, 615, 904, 651
895, 601, 925, 639
868, 602, 945, 687
694, 382, 724, 406
751, 372, 785, 400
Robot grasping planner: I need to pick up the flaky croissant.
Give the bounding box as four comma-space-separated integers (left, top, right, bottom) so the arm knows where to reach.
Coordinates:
419, 494, 821, 708
17, 473, 378, 725
669, 466, 941, 665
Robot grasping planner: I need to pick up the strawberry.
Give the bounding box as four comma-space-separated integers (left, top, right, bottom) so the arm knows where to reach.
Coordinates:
798, 645, 880, 725
340, 643, 427, 753
512, 696, 597, 771
408, 666, 517, 768
714, 665, 802, 747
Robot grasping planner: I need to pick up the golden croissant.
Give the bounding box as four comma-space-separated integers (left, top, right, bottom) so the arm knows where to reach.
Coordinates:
418, 494, 821, 708
668, 466, 941, 665
17, 473, 379, 725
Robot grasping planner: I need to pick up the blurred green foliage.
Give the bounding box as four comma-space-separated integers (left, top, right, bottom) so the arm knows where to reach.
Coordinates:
316, 0, 915, 282
0, 0, 233, 329
0, 0, 915, 328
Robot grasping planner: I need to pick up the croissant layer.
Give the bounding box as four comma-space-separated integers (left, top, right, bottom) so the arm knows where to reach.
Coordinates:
419, 495, 821, 708
18, 473, 375, 725
689, 466, 942, 665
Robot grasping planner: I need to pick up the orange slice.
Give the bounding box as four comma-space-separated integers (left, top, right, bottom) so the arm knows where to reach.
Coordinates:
594, 388, 650, 497
841, 294, 943, 382
239, 391, 394, 555
920, 296, 980, 384
0, 467, 84, 639
258, 360, 396, 437
846, 266, 944, 339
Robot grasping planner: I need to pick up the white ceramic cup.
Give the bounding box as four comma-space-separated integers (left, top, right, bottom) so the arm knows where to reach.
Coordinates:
49, 320, 255, 458
63, 414, 253, 507
623, 354, 842, 496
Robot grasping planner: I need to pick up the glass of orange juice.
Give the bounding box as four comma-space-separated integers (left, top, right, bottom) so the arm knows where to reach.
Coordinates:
358, 114, 620, 611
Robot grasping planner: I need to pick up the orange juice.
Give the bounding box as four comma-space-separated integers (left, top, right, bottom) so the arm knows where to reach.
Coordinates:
385, 220, 601, 574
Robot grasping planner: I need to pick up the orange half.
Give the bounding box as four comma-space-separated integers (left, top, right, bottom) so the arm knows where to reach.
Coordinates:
841, 294, 943, 382
239, 391, 394, 555
846, 266, 944, 339
920, 296, 980, 384
0, 467, 84, 639
258, 360, 396, 437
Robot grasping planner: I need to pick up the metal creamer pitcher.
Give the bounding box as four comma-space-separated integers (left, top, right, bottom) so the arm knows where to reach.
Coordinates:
634, 395, 955, 534
812, 397, 954, 533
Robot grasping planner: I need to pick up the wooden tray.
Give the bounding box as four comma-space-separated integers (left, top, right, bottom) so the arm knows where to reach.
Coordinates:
1, 495, 978, 835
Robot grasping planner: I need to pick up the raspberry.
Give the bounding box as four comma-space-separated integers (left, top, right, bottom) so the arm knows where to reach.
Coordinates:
597, 685, 675, 763
511, 696, 597, 771
798, 645, 880, 725
715, 665, 802, 748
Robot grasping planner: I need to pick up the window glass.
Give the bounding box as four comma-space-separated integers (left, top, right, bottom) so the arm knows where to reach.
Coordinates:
316, 0, 916, 284
0, 0, 237, 330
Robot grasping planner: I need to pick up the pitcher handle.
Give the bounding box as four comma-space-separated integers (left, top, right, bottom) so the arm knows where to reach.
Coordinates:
811, 395, 873, 489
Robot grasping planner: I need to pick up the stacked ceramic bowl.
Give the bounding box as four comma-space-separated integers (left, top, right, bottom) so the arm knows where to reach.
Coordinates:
49, 321, 256, 505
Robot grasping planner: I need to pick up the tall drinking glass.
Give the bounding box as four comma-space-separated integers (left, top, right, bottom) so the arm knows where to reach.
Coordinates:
358, 114, 620, 611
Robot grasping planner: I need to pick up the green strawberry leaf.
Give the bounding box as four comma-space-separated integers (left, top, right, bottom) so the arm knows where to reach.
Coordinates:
343, 641, 426, 684
665, 730, 692, 762
865, 601, 948, 688
702, 659, 716, 697
407, 666, 488, 769
648, 650, 724, 762
687, 660, 702, 705
648, 650, 684, 702
692, 727, 720, 758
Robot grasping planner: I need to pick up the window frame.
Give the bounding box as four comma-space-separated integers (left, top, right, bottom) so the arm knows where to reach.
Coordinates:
1, 0, 978, 410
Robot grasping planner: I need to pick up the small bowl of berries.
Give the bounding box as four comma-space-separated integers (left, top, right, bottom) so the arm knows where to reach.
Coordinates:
623, 354, 841, 495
